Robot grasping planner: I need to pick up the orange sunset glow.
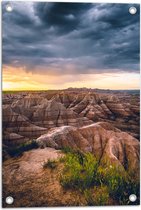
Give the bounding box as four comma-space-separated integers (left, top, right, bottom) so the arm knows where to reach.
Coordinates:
3, 66, 140, 91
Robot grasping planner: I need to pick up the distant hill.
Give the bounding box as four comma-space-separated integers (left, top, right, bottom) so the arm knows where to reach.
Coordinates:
66, 87, 140, 95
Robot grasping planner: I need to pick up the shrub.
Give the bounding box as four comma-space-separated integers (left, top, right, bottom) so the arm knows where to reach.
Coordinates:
7, 140, 38, 157
43, 159, 58, 169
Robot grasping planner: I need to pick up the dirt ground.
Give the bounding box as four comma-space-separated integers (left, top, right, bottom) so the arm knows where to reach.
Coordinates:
2, 148, 88, 207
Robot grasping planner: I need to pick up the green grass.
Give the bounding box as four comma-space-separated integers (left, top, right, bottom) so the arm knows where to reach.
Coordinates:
60, 149, 140, 205
60, 150, 99, 189
4, 140, 38, 158
97, 163, 140, 205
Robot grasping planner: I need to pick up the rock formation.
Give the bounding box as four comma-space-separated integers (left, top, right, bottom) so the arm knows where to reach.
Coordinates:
2, 90, 140, 207
3, 105, 47, 145
36, 122, 139, 177
2, 90, 140, 145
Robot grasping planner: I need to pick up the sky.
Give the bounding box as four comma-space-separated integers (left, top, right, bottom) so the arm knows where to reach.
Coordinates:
2, 1, 140, 90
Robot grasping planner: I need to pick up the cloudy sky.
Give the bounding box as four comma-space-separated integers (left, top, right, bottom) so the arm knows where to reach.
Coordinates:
2, 1, 140, 90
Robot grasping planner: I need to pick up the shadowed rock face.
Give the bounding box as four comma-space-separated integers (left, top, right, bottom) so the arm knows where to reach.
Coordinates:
3, 105, 47, 145
2, 91, 140, 145
36, 122, 139, 177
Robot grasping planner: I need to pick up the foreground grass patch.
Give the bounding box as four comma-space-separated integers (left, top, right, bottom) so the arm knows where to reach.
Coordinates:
60, 149, 140, 205
60, 151, 98, 189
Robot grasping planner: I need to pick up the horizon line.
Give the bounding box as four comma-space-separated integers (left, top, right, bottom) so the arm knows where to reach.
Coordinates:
2, 88, 140, 92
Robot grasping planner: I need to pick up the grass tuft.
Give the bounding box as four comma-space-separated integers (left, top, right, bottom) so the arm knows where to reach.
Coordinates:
42, 159, 58, 169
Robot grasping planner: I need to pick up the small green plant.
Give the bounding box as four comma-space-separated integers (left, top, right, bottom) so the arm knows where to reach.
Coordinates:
43, 159, 58, 169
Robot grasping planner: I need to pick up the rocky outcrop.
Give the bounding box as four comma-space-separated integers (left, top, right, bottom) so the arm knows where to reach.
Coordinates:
3, 132, 28, 146
36, 122, 139, 177
10, 94, 93, 128
31, 98, 91, 128
3, 94, 93, 143
3, 105, 47, 143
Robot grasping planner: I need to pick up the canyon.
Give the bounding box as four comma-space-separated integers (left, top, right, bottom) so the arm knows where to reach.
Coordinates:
2, 89, 140, 207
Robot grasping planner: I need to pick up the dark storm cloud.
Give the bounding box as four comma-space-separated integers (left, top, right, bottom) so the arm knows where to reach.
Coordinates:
34, 2, 92, 34
2, 2, 140, 74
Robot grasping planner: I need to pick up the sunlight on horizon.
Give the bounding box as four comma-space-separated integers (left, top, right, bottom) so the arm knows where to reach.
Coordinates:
2, 66, 140, 91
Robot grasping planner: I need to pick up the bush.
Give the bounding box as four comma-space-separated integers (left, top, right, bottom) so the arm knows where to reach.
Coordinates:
6, 140, 38, 157
43, 159, 58, 169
